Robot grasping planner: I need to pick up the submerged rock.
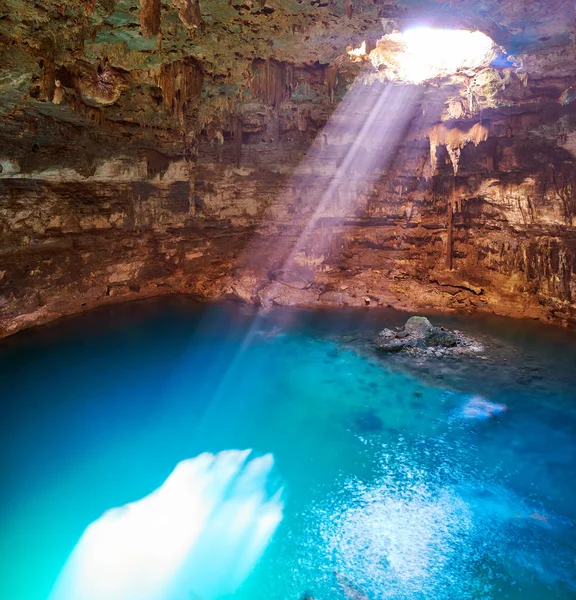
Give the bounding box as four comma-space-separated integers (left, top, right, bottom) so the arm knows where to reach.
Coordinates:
374, 316, 478, 356
336, 573, 370, 600
425, 327, 459, 348
353, 409, 384, 432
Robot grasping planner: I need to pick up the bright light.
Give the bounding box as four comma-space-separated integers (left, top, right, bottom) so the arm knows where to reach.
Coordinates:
347, 40, 367, 60
48, 451, 283, 600
372, 28, 496, 83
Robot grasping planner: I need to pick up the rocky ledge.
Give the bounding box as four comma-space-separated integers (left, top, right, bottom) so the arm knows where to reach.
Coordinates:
374, 316, 483, 357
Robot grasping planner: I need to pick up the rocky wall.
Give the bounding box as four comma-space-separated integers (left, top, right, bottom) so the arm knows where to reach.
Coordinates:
2, 105, 576, 337
2, 0, 576, 334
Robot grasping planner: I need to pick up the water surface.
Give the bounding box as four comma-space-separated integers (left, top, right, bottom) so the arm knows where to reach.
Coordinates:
1, 299, 575, 600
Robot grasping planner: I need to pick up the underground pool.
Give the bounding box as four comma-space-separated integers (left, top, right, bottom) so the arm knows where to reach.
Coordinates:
0, 298, 575, 600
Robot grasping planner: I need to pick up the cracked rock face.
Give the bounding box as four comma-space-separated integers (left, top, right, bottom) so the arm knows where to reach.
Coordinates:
1, 0, 576, 335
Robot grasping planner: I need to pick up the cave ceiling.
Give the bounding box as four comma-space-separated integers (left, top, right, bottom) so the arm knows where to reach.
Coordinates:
1, 0, 576, 167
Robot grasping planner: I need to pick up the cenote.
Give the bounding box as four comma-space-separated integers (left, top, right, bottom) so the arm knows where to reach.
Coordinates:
0, 298, 575, 600
5, 0, 576, 596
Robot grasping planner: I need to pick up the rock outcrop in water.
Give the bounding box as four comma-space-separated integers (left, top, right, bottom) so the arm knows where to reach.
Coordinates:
375, 316, 480, 356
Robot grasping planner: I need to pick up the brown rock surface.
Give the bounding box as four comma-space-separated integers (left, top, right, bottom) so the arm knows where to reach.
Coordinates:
1, 0, 576, 335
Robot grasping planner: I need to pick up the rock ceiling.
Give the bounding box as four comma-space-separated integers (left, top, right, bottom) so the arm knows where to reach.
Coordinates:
2, 0, 576, 160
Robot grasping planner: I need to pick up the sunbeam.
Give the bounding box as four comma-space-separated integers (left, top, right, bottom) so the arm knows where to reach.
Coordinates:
252, 76, 423, 306
183, 74, 425, 437
177, 67, 428, 445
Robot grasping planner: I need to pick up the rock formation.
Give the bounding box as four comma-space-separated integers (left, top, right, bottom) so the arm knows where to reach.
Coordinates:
1, 0, 576, 336
375, 316, 478, 354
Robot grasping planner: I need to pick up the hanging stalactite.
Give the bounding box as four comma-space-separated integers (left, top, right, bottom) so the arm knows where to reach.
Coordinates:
446, 194, 454, 270
157, 58, 204, 126
250, 59, 294, 108
39, 40, 56, 103
432, 176, 458, 270
140, 0, 161, 38
429, 122, 489, 175
344, 0, 353, 19
325, 65, 338, 103
172, 0, 202, 30
157, 58, 204, 211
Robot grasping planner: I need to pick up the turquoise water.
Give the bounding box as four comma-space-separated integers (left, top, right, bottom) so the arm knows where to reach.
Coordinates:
1, 299, 575, 600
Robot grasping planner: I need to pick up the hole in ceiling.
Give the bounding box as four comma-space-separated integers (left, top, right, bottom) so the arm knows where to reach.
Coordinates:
350, 28, 501, 84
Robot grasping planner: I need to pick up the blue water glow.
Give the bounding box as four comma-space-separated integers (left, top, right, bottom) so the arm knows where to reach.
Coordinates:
0, 299, 575, 600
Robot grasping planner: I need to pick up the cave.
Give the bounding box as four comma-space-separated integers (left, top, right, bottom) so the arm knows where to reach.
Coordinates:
1, 1, 576, 599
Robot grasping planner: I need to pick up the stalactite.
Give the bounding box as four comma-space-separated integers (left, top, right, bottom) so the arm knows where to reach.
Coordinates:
67, 92, 106, 126
553, 164, 576, 225
442, 181, 460, 270
344, 0, 353, 19
183, 126, 199, 212
173, 0, 202, 30
141, 0, 161, 38
446, 196, 454, 270
250, 59, 294, 108
157, 58, 204, 127
325, 65, 338, 103
429, 122, 489, 175
157, 58, 204, 210
520, 240, 574, 302
39, 42, 55, 103
215, 131, 224, 162
198, 96, 237, 144
52, 80, 65, 104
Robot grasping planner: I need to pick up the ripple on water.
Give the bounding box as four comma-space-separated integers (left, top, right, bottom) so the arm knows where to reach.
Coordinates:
296, 437, 576, 600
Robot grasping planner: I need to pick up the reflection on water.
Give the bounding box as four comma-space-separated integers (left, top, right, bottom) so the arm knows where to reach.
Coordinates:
315, 438, 575, 600
49, 451, 283, 600
0, 298, 575, 600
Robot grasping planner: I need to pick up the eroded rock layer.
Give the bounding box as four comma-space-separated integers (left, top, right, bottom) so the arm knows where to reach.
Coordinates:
1, 0, 576, 335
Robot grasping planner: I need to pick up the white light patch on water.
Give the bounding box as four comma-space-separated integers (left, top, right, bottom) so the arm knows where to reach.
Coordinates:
310, 437, 576, 600
49, 450, 283, 600
311, 440, 509, 600
321, 478, 475, 599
